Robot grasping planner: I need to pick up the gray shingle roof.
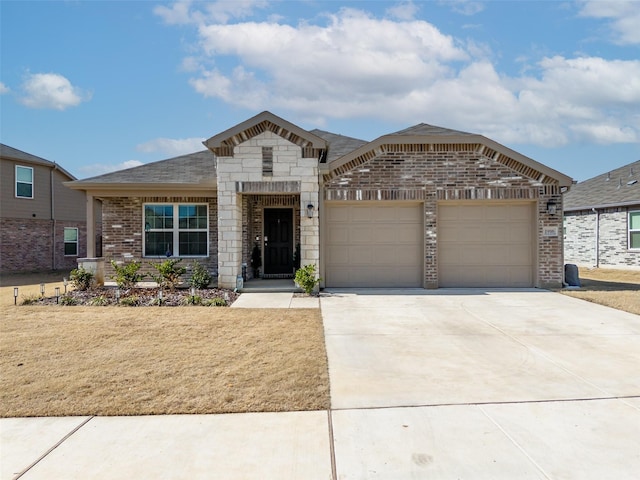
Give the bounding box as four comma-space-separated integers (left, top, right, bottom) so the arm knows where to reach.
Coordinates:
309, 129, 368, 163
390, 123, 474, 137
564, 160, 640, 210
70, 150, 216, 185
1, 143, 76, 180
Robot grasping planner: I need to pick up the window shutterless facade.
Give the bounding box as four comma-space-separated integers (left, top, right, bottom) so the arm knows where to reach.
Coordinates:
64, 227, 79, 256
629, 211, 640, 250
15, 165, 34, 198
144, 204, 208, 257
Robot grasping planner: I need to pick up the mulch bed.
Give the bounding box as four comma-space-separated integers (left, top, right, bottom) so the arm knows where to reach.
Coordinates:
23, 286, 239, 307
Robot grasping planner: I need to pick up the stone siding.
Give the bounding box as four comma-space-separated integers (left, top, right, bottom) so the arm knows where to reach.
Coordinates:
216, 131, 319, 288
564, 206, 640, 269
324, 150, 565, 288
101, 196, 218, 281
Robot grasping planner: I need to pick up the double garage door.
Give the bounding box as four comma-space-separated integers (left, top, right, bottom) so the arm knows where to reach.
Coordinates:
324, 201, 535, 288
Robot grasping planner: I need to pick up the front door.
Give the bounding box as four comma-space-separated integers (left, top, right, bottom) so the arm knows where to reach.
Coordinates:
264, 208, 293, 275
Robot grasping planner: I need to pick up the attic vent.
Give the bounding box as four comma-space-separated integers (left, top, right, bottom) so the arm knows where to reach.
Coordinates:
262, 147, 273, 176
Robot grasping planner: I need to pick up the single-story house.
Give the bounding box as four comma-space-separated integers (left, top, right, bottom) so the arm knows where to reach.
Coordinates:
0, 144, 102, 273
67, 111, 572, 289
564, 160, 639, 269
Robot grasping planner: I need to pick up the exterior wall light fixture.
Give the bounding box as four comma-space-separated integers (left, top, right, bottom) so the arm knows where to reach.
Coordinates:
306, 204, 314, 218
546, 201, 558, 215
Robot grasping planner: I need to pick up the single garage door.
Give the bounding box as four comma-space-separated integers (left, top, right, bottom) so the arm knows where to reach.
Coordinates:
325, 203, 423, 287
438, 202, 535, 287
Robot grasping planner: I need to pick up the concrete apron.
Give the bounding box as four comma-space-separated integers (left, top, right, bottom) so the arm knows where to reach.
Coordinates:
3, 290, 639, 479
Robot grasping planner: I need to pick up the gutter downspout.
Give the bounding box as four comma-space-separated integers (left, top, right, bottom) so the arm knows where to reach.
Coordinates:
592, 207, 599, 268
51, 164, 56, 270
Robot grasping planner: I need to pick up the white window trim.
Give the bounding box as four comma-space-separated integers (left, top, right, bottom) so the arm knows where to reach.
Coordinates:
15, 165, 34, 199
629, 210, 640, 250
64, 227, 79, 257
143, 203, 209, 258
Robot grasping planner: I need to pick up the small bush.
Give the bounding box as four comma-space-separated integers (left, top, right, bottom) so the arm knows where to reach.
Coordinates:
294, 264, 322, 295
150, 259, 186, 291
90, 295, 109, 306
20, 294, 41, 305
119, 295, 140, 307
70, 267, 94, 291
205, 297, 227, 307
182, 294, 203, 306
190, 261, 212, 289
111, 260, 145, 289
60, 294, 77, 306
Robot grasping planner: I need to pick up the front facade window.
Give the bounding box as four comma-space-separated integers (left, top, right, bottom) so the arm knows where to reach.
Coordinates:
64, 227, 79, 256
144, 204, 208, 257
15, 165, 33, 198
629, 211, 640, 250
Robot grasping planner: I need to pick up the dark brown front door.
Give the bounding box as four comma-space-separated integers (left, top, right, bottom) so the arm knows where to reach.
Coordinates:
264, 208, 293, 275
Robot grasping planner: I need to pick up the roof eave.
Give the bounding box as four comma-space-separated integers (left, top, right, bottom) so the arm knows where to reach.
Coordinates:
64, 181, 217, 196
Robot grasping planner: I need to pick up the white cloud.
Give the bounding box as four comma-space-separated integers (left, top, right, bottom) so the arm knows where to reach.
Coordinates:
154, 0, 268, 25
19, 73, 90, 110
579, 0, 640, 45
386, 1, 420, 20
160, 3, 640, 148
440, 0, 485, 16
78, 160, 143, 176
0, 82, 9, 94
136, 137, 206, 156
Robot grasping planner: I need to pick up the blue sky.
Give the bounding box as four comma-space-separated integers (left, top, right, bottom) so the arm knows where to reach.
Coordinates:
1, 0, 639, 182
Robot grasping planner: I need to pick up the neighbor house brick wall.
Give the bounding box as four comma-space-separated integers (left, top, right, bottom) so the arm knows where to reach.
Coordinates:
324, 150, 565, 288
565, 206, 640, 269
0, 217, 99, 273
101, 196, 218, 281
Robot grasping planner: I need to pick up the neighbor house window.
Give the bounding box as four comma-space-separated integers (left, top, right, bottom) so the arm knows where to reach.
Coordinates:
144, 204, 208, 257
15, 165, 33, 198
64, 227, 79, 256
630, 211, 640, 250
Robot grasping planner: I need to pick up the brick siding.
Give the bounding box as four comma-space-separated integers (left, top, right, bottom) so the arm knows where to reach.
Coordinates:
325, 150, 565, 288
565, 206, 640, 268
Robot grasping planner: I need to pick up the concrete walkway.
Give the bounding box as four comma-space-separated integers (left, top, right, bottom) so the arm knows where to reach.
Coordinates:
2, 289, 639, 479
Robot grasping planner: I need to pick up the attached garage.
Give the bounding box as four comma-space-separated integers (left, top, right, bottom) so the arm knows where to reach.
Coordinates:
438, 202, 536, 287
324, 202, 423, 287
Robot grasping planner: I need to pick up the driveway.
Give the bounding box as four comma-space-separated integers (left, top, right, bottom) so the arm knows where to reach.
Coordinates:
322, 289, 640, 478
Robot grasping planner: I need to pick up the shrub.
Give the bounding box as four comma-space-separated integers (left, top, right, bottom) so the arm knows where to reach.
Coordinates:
70, 267, 94, 291
182, 294, 203, 306
90, 295, 109, 306
295, 264, 322, 295
119, 295, 140, 306
60, 294, 77, 306
190, 261, 212, 289
150, 258, 186, 291
111, 260, 145, 289
20, 294, 41, 305
205, 297, 227, 307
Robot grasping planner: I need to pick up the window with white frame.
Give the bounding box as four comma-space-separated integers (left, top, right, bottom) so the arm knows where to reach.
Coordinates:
15, 165, 34, 198
144, 204, 208, 257
64, 227, 79, 256
629, 211, 640, 250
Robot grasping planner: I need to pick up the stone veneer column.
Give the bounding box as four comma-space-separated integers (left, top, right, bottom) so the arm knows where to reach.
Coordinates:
217, 183, 243, 289
300, 187, 320, 270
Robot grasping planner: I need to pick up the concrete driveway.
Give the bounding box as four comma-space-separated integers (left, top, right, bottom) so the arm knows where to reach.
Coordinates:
323, 288, 640, 478
3, 289, 639, 479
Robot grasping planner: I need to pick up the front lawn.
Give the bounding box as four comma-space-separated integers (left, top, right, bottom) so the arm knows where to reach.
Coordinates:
560, 268, 640, 315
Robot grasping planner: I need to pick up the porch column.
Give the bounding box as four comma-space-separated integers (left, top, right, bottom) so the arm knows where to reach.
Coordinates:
217, 187, 243, 289
300, 187, 320, 269
86, 193, 95, 258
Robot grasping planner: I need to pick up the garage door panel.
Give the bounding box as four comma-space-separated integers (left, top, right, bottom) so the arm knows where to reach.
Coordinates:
325, 203, 423, 287
439, 202, 534, 288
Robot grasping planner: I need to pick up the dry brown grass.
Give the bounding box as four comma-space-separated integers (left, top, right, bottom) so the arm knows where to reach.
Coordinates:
0, 305, 329, 417
561, 268, 640, 315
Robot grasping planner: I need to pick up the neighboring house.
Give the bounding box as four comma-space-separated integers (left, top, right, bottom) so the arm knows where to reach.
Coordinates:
0, 144, 102, 274
67, 111, 572, 289
564, 160, 640, 269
